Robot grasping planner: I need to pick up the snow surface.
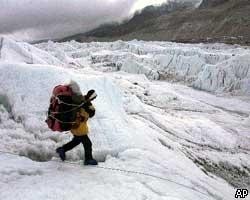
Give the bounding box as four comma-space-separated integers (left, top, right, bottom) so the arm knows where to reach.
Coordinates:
0, 37, 250, 200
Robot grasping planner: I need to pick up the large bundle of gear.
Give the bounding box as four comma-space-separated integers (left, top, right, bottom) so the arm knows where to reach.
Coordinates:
46, 85, 85, 132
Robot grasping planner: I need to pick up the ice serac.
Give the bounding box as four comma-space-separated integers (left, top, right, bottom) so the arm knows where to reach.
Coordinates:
0, 37, 63, 65
36, 40, 250, 95
194, 54, 250, 94
0, 62, 140, 159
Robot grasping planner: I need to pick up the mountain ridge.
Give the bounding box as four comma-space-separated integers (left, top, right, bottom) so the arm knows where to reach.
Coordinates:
60, 0, 250, 45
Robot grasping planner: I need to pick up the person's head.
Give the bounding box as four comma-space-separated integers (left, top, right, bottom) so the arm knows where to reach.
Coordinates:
86, 89, 97, 101
68, 80, 82, 95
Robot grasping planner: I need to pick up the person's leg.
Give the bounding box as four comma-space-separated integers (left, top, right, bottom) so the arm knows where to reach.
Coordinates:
82, 135, 97, 165
81, 135, 93, 160
56, 136, 81, 161
63, 136, 82, 152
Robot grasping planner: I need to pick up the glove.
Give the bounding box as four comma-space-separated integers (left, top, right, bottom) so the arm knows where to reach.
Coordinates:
86, 90, 97, 101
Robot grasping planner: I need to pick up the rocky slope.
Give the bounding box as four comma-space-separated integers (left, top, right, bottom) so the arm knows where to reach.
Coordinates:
62, 0, 250, 45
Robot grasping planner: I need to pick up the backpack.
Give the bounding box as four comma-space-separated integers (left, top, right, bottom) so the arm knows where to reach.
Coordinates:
46, 85, 83, 132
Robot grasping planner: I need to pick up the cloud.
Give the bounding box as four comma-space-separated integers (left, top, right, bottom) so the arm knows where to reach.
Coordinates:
0, 0, 201, 42
0, 0, 137, 41
130, 0, 167, 13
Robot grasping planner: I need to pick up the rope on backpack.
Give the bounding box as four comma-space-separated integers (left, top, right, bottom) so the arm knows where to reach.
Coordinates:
51, 96, 85, 107
47, 96, 91, 124
49, 97, 86, 115
48, 114, 77, 124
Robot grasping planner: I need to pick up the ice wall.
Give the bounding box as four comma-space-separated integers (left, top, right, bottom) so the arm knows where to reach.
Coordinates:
39, 40, 249, 95
0, 62, 142, 161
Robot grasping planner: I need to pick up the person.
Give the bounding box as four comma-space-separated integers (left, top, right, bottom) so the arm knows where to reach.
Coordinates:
56, 80, 98, 165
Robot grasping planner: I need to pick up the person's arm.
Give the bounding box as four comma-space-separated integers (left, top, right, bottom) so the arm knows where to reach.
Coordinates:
83, 102, 95, 118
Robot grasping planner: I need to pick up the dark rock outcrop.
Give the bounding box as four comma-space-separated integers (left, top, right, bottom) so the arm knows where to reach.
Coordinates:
61, 0, 250, 46
199, 0, 229, 9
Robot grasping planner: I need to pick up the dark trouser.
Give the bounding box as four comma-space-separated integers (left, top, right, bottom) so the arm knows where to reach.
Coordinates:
62, 135, 93, 160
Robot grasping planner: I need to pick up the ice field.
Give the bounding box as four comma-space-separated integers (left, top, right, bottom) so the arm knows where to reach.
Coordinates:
0, 37, 249, 200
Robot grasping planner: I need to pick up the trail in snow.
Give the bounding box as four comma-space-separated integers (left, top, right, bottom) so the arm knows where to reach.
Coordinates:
0, 150, 212, 199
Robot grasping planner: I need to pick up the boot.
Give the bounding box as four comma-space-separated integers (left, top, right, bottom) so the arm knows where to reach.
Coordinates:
84, 158, 98, 165
56, 147, 66, 161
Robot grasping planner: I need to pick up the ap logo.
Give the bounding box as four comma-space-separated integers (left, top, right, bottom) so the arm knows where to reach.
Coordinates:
235, 189, 248, 199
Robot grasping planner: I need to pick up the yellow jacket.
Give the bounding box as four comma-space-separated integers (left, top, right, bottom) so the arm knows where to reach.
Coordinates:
71, 108, 89, 136
70, 100, 95, 136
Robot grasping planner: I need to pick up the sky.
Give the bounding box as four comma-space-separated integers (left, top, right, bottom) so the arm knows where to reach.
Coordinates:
0, 0, 199, 42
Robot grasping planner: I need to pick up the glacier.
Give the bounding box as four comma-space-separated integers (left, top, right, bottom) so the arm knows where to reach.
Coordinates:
0, 37, 249, 200
35, 40, 250, 95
